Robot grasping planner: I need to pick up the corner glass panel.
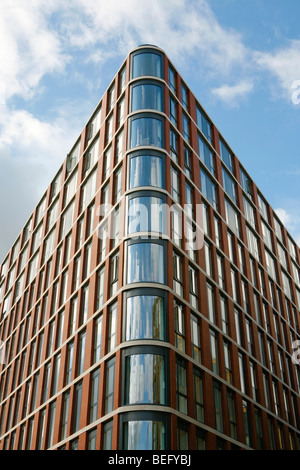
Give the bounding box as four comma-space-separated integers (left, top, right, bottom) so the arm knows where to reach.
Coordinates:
125, 354, 166, 404
125, 294, 165, 340
128, 195, 164, 234
123, 420, 165, 450
129, 155, 164, 189
132, 52, 162, 79
127, 242, 164, 284
130, 117, 163, 148
131, 83, 162, 112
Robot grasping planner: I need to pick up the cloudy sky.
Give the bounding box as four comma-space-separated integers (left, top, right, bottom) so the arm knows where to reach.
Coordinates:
1, 0, 300, 262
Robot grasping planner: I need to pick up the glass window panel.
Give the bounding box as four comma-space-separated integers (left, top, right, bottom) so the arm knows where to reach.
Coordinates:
127, 243, 164, 284
129, 155, 163, 189
125, 353, 165, 404
126, 295, 165, 341
128, 195, 164, 234
132, 52, 162, 78
124, 420, 165, 450
130, 117, 163, 148
131, 83, 162, 112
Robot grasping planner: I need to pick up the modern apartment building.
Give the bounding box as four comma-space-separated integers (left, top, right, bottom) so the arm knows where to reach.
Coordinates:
0, 44, 299, 451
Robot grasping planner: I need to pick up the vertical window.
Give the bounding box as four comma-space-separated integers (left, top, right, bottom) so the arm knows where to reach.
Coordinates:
60, 391, 70, 441
210, 329, 219, 374
119, 65, 126, 95
222, 167, 236, 203
193, 368, 204, 423
174, 301, 185, 352
46, 401, 56, 449
227, 391, 237, 440
88, 429, 97, 450
114, 167, 122, 204
171, 167, 180, 202
169, 96, 177, 126
220, 140, 233, 172
94, 315, 103, 363
207, 282, 215, 323
224, 341, 232, 383
110, 251, 119, 296
90, 368, 100, 423
220, 295, 228, 334
196, 106, 212, 143
182, 113, 189, 142
173, 252, 183, 296
80, 284, 89, 325
77, 330, 86, 376
181, 82, 188, 110
201, 169, 217, 210
177, 421, 189, 450
170, 128, 178, 162
108, 302, 117, 352
103, 420, 113, 450
189, 265, 198, 309
213, 381, 223, 432
96, 267, 105, 311
239, 352, 246, 393
190, 314, 201, 362
176, 358, 187, 414
184, 146, 191, 179
51, 353, 61, 395
73, 381, 82, 433
169, 65, 176, 93
105, 358, 116, 414
65, 341, 74, 385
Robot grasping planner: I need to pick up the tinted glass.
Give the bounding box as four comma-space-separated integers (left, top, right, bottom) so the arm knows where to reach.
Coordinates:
129, 155, 163, 189
126, 295, 165, 340
132, 52, 162, 78
131, 83, 162, 112
130, 117, 163, 148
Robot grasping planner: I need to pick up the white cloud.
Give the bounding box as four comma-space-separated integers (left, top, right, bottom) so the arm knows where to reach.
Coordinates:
0, 0, 67, 105
211, 80, 254, 106
275, 208, 292, 226
275, 205, 300, 249
254, 40, 300, 101
58, 0, 248, 75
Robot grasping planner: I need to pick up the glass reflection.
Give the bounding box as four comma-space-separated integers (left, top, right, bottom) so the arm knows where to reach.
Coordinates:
125, 354, 165, 404
124, 420, 165, 450
126, 295, 165, 341
130, 117, 162, 148
132, 53, 162, 78
128, 196, 164, 234
131, 84, 162, 112
127, 243, 164, 284
129, 155, 163, 189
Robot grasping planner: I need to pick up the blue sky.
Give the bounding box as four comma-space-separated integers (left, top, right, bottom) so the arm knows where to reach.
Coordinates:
1, 0, 300, 262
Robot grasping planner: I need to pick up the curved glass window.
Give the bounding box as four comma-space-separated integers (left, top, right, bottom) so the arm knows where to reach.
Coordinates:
131, 83, 162, 112
128, 195, 164, 234
132, 52, 162, 79
127, 242, 165, 284
125, 353, 166, 405
129, 155, 164, 189
130, 117, 163, 149
123, 420, 165, 450
125, 294, 165, 340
